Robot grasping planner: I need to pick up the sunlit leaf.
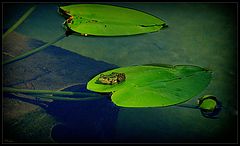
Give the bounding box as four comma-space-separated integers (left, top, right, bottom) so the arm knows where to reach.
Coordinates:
59, 4, 167, 36
87, 65, 212, 107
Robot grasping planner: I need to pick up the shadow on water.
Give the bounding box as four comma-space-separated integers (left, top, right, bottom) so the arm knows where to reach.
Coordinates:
3, 38, 120, 143
5, 84, 120, 143
3, 40, 227, 143
47, 84, 120, 143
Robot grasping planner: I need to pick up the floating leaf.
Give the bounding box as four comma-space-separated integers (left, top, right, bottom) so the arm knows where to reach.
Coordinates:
3, 4, 166, 65
199, 98, 217, 111
87, 65, 212, 107
59, 4, 167, 36
198, 95, 218, 112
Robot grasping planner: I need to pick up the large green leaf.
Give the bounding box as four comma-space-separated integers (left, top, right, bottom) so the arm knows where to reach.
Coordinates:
87, 65, 212, 107
59, 4, 167, 36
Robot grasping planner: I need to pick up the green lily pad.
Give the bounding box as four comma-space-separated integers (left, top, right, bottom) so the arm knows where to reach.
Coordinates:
199, 99, 217, 112
198, 95, 217, 112
59, 4, 167, 36
87, 65, 212, 107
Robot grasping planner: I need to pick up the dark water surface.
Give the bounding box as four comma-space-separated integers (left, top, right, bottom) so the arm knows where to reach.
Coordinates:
2, 2, 238, 143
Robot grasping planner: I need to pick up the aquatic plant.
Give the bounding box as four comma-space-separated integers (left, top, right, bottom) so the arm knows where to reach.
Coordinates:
2, 6, 36, 39
2, 4, 220, 117
3, 63, 221, 118
197, 95, 222, 118
87, 64, 212, 107
3, 4, 167, 65
59, 4, 167, 36
3, 87, 104, 101
4, 64, 212, 107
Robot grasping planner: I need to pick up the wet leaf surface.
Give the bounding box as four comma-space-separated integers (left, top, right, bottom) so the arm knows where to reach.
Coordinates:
59, 4, 167, 36
87, 65, 212, 107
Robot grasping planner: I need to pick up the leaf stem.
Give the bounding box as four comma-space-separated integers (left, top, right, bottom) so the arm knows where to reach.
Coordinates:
2, 34, 66, 65
35, 94, 104, 101
3, 87, 103, 98
3, 5, 36, 39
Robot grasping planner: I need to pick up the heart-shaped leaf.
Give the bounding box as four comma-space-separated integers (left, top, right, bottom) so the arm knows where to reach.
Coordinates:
59, 4, 167, 36
87, 65, 212, 107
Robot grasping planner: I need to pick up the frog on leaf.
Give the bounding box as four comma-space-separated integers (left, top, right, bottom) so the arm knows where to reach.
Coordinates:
96, 72, 126, 85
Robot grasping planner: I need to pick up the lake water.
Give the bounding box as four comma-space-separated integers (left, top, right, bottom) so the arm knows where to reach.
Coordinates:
2, 2, 238, 143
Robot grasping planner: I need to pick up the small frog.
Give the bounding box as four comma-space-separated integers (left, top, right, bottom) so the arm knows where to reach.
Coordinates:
97, 72, 126, 85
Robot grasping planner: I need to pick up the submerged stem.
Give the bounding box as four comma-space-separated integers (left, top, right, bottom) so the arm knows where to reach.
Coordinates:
35, 94, 104, 101
3, 87, 104, 98
175, 104, 199, 109
2, 34, 66, 65
3, 5, 36, 39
